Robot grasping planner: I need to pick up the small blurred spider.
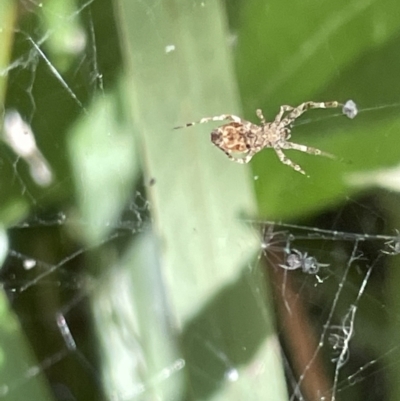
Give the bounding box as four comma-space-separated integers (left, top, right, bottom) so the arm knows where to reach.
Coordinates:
382, 230, 400, 255
175, 101, 349, 175
279, 249, 329, 275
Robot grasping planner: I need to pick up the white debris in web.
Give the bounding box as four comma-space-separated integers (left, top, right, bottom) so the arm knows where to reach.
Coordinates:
224, 368, 239, 382
329, 305, 356, 368
2, 110, 53, 187
23, 259, 36, 270
342, 100, 358, 119
165, 44, 176, 54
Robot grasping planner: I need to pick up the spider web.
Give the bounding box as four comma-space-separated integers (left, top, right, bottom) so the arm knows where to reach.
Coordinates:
256, 219, 395, 401
1, 1, 400, 401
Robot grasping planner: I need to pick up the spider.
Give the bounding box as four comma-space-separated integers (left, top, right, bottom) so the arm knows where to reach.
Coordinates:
175, 101, 347, 175
279, 249, 329, 275
382, 230, 400, 255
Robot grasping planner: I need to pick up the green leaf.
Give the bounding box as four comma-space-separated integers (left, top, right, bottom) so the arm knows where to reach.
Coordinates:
231, 0, 400, 219
110, 0, 288, 399
236, 0, 400, 111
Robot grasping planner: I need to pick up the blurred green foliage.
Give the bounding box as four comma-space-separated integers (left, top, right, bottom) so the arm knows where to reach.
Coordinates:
1, 0, 400, 401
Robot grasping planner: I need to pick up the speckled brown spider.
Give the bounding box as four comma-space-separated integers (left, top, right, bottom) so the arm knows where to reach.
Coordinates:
175, 101, 352, 175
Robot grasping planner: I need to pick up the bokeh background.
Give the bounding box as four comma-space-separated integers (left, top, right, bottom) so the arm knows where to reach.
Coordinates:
1, 1, 400, 400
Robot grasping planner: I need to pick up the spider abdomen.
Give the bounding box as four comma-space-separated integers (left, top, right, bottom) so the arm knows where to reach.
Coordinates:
211, 123, 255, 153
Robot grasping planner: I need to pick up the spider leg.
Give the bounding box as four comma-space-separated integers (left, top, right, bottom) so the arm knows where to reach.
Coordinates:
226, 152, 255, 164
174, 114, 243, 129
274, 147, 306, 175
274, 105, 294, 123
256, 109, 266, 125
280, 101, 340, 127
281, 141, 336, 159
